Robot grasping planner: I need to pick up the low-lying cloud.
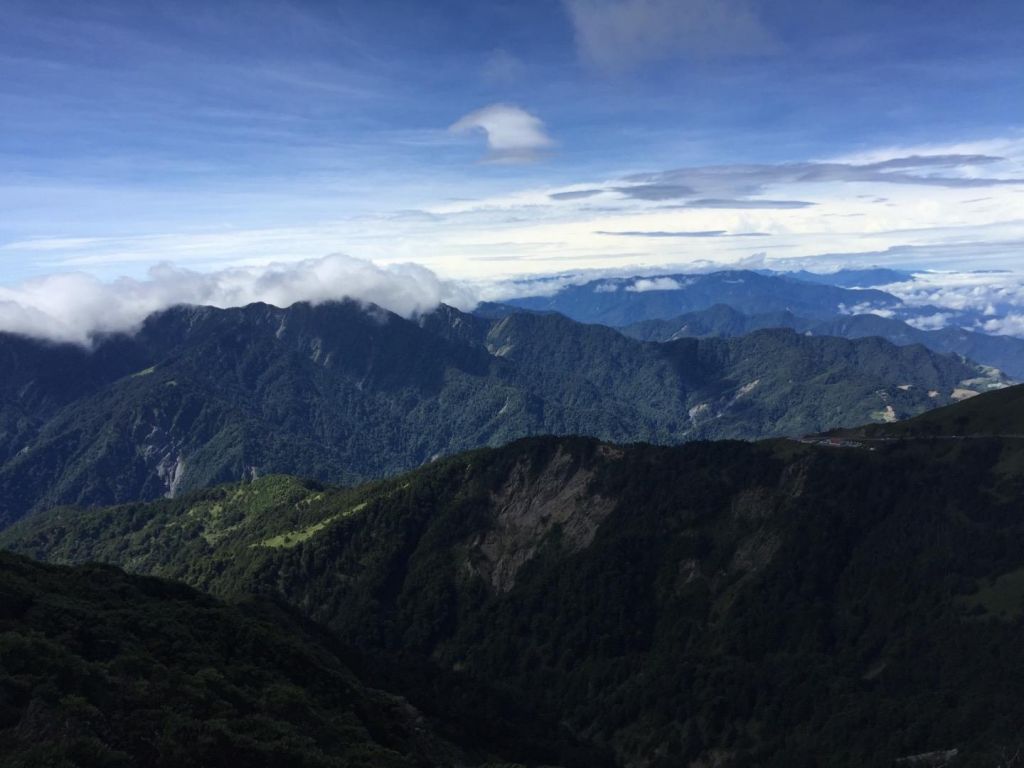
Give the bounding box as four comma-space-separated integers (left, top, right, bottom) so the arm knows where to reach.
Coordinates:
905, 312, 955, 331
626, 277, 685, 292
981, 314, 1024, 337
0, 255, 475, 346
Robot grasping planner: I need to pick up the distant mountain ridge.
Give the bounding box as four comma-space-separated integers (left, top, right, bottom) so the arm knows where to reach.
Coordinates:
621, 303, 1024, 379
0, 299, 1004, 528
761, 267, 914, 288
504, 269, 902, 325
501, 269, 1024, 375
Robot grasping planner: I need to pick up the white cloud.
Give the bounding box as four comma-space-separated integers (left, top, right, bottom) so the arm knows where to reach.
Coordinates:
981, 314, 1024, 337
563, 0, 777, 71
449, 104, 554, 163
905, 312, 954, 331
884, 271, 1024, 314
0, 254, 476, 346
838, 302, 896, 318
627, 277, 683, 292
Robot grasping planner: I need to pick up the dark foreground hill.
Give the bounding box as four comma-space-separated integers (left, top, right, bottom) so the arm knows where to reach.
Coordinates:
0, 300, 1002, 528
7, 386, 1024, 767
0, 551, 607, 768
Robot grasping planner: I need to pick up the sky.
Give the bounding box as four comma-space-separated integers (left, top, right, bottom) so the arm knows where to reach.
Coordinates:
1, 0, 1024, 338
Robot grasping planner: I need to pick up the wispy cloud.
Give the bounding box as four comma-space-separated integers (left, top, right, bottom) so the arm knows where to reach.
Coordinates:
623, 154, 1024, 195
597, 229, 770, 238
549, 189, 603, 200
613, 184, 696, 200
449, 104, 554, 163
598, 229, 726, 237
482, 48, 526, 85
676, 198, 816, 209
563, 0, 778, 71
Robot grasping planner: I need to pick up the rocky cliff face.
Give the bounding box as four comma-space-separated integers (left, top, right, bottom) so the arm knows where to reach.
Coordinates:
469, 445, 618, 592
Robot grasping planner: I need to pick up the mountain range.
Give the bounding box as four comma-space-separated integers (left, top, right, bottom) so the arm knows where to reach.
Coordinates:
621, 303, 1024, 379
505, 270, 904, 325
759, 267, 915, 288
0, 298, 1003, 528
6, 385, 1024, 766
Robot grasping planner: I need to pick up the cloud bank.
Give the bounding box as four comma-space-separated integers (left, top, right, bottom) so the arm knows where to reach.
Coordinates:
0, 255, 475, 346
621, 154, 1023, 197
449, 103, 554, 163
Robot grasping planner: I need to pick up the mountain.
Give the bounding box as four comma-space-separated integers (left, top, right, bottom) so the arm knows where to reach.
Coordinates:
622, 304, 812, 341
504, 270, 902, 325
768, 267, 914, 288
0, 300, 1003, 528
0, 550, 605, 767
0, 332, 152, 465
7, 388, 1024, 766
622, 304, 1024, 379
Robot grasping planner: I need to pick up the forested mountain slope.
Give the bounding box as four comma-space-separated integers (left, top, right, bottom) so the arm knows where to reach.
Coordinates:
0, 551, 605, 767
621, 304, 1024, 379
8, 388, 1024, 766
0, 300, 1001, 527
846, 380, 1024, 438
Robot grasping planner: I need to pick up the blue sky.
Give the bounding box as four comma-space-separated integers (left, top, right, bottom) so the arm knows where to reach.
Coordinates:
1, 0, 1024, 295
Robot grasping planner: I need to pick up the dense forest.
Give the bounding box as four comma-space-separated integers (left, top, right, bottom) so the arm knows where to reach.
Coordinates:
621, 303, 1024, 379
0, 299, 1000, 528
7, 386, 1024, 766
0, 551, 609, 767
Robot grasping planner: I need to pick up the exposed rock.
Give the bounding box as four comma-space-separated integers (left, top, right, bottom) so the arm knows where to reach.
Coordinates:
729, 530, 780, 575
730, 488, 777, 522
895, 748, 959, 766
470, 447, 616, 592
